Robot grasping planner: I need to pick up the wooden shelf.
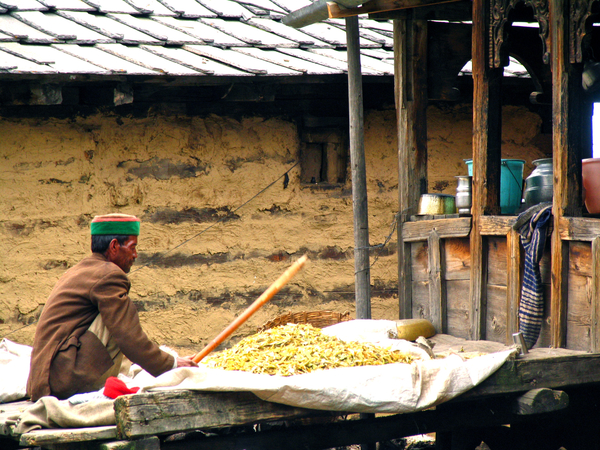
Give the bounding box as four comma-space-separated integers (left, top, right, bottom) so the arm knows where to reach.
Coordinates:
559, 217, 600, 241
479, 215, 517, 235
402, 216, 472, 242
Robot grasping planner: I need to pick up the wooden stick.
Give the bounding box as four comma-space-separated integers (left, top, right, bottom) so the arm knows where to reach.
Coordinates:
192, 254, 308, 363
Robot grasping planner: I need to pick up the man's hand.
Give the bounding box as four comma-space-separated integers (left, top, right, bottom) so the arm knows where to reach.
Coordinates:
176, 356, 198, 368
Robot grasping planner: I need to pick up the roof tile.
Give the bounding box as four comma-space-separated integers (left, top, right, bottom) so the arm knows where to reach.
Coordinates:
0, 0, 48, 11
0, 0, 395, 79
184, 44, 301, 75
157, 0, 217, 18
12, 11, 115, 43
0, 14, 61, 43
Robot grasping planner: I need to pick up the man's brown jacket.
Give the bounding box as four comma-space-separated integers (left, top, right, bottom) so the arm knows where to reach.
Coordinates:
27, 253, 174, 401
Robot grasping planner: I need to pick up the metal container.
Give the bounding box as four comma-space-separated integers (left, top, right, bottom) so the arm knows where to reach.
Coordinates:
418, 194, 456, 215
523, 158, 553, 207
455, 175, 472, 214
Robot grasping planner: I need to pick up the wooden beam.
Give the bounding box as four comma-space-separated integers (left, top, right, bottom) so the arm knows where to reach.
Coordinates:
19, 426, 117, 447
395, 13, 428, 319
478, 216, 516, 236
463, 350, 600, 398
29, 83, 62, 105
402, 217, 471, 242
511, 388, 569, 415
558, 217, 600, 241
470, 0, 502, 340
114, 83, 133, 106
326, 0, 462, 18
100, 437, 160, 450
114, 391, 328, 439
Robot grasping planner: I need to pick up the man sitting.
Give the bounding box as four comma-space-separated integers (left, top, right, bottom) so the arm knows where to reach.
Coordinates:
27, 213, 196, 401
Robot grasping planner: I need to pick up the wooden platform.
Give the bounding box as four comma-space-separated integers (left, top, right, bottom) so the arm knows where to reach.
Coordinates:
2, 335, 600, 450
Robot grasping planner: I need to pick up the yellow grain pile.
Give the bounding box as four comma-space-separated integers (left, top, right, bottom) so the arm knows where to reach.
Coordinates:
202, 323, 414, 376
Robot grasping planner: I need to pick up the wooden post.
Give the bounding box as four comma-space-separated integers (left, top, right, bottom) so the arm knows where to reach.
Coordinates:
506, 228, 522, 342
395, 13, 428, 319
346, 16, 370, 320
428, 229, 446, 333
469, 0, 502, 340
591, 237, 600, 352
550, 0, 584, 348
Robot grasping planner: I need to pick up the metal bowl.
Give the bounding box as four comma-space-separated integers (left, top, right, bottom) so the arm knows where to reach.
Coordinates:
418, 194, 456, 215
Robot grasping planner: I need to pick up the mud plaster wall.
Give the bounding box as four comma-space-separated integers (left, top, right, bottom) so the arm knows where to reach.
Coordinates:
0, 104, 549, 355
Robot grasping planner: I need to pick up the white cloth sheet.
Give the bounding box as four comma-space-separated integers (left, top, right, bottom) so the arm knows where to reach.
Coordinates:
3, 321, 517, 433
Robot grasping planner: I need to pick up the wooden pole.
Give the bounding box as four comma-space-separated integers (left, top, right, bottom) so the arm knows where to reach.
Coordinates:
346, 16, 371, 320
192, 255, 308, 363
346, 16, 375, 450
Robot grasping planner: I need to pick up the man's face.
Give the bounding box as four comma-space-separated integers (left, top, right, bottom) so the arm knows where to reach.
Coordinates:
110, 236, 138, 273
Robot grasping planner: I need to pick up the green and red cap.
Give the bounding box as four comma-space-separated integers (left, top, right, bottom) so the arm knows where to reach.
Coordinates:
90, 214, 140, 236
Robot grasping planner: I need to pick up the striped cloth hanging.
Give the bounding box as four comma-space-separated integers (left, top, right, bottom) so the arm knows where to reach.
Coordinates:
514, 203, 553, 349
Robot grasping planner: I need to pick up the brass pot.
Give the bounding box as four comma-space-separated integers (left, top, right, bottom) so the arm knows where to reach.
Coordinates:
418, 194, 456, 215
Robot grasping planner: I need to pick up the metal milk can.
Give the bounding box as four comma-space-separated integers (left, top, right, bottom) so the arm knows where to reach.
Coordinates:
455, 175, 472, 214
523, 158, 553, 207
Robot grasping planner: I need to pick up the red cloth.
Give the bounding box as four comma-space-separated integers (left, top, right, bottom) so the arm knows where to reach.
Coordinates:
103, 376, 140, 399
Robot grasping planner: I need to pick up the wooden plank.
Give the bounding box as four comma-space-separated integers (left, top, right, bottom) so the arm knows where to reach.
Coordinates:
444, 238, 470, 281
566, 270, 591, 352
463, 350, 600, 398
506, 229, 522, 340
558, 217, 600, 241
592, 237, 600, 352
568, 241, 592, 277
486, 284, 508, 344
411, 279, 430, 319
487, 236, 507, 287
479, 215, 516, 235
114, 390, 330, 439
19, 425, 117, 447
411, 240, 429, 282
126, 393, 573, 450
428, 229, 446, 332
402, 217, 472, 242
445, 279, 471, 339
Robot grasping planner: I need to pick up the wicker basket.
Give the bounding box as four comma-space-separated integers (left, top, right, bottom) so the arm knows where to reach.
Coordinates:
257, 310, 351, 332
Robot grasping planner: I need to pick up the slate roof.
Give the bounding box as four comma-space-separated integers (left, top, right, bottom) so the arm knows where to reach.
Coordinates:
0, 0, 395, 79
